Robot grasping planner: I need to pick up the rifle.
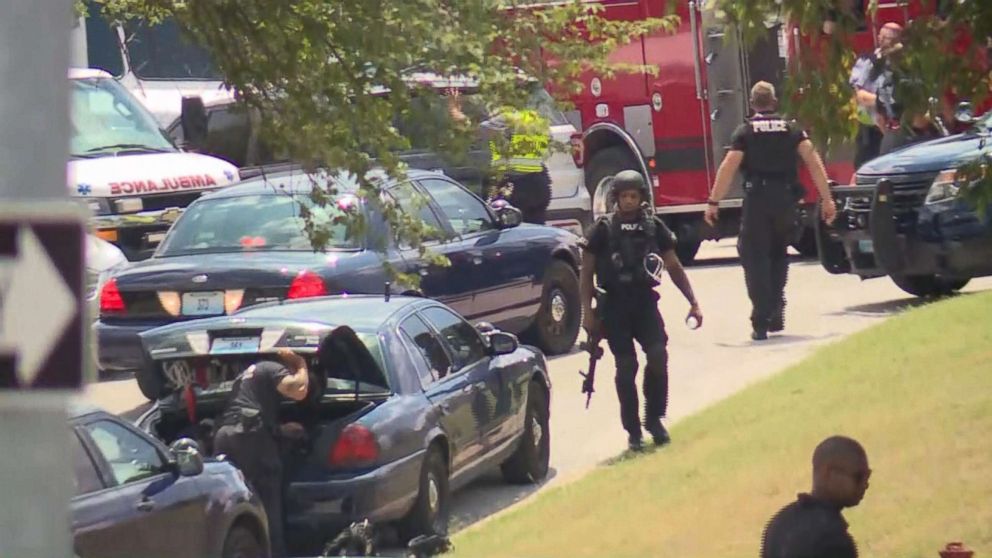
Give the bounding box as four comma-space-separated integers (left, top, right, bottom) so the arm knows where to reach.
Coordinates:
578, 327, 604, 409
579, 289, 606, 409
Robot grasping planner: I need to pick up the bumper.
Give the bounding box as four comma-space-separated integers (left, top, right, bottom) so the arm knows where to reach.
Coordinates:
546, 206, 592, 236
285, 449, 424, 541
819, 183, 992, 279
93, 319, 168, 372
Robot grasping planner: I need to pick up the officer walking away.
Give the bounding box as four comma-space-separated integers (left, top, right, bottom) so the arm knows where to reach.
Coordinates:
213, 348, 312, 557
761, 436, 871, 558
580, 170, 703, 451
704, 81, 837, 341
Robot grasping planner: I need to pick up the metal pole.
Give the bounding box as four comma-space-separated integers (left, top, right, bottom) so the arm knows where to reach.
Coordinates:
0, 1, 75, 558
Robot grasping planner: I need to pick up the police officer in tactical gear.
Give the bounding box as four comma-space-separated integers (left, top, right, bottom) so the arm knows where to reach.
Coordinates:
704, 82, 837, 341
580, 170, 703, 451
213, 348, 312, 557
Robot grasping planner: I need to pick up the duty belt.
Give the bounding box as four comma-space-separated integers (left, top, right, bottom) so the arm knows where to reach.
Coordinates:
744, 176, 791, 191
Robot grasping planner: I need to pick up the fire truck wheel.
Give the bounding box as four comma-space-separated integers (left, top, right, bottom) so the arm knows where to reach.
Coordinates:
585, 146, 640, 217
673, 219, 702, 266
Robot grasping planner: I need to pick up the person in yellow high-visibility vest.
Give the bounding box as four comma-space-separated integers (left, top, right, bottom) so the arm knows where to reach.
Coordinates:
484, 107, 553, 224
448, 89, 552, 224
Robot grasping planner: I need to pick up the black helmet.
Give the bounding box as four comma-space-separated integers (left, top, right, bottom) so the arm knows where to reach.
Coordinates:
610, 170, 649, 200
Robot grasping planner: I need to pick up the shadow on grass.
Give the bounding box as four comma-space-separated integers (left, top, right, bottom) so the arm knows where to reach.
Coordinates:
602, 441, 672, 466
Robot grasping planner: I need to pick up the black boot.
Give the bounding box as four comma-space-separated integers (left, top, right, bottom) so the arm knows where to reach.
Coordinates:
751, 328, 768, 341
769, 299, 785, 333
628, 433, 645, 452
645, 419, 671, 446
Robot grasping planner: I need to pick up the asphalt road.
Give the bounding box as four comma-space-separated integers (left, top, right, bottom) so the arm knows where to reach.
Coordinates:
78, 239, 992, 537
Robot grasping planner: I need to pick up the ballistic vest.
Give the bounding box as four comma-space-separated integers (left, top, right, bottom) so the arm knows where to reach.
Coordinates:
594, 209, 662, 291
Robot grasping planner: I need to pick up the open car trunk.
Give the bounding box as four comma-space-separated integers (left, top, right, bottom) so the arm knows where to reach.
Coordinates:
137, 321, 391, 475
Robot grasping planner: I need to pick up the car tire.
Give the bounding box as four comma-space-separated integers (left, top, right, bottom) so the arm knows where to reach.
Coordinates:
523, 260, 581, 355
890, 274, 970, 297
400, 445, 449, 540
585, 146, 640, 218
221, 525, 264, 558
501, 381, 551, 484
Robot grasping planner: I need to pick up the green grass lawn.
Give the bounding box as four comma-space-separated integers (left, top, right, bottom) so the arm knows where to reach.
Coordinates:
452, 291, 992, 558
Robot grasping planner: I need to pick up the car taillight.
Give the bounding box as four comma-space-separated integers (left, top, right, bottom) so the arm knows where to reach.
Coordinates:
286, 270, 327, 299
328, 424, 379, 468
99, 278, 126, 315
570, 133, 584, 168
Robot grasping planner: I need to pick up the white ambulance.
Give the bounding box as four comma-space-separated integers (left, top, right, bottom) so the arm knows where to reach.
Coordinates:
69, 68, 239, 260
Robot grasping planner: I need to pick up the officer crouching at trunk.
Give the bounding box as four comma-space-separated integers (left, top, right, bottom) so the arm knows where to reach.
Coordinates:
580, 171, 703, 451
704, 81, 837, 341
213, 348, 314, 557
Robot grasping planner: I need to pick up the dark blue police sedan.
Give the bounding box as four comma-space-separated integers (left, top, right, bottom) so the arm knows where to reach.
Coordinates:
134, 295, 551, 555
96, 168, 580, 398
70, 405, 269, 558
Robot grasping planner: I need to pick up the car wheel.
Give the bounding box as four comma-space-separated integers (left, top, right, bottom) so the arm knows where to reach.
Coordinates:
221, 525, 264, 558
400, 446, 449, 540
523, 260, 581, 355
890, 274, 970, 297
501, 381, 551, 484
585, 146, 640, 218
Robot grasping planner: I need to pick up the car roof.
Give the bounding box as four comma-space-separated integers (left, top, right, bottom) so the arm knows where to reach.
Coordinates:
69, 68, 113, 80
232, 294, 427, 331
199, 168, 449, 200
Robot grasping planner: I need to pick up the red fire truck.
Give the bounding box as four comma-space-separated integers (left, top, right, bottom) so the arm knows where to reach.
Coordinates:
553, 0, 923, 264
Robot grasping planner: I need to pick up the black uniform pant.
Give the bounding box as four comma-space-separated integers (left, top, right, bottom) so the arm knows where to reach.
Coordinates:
214, 425, 286, 557
738, 185, 797, 332
493, 167, 552, 225
601, 288, 669, 437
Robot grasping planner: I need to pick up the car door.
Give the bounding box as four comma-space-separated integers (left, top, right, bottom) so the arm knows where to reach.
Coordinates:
399, 312, 482, 476
417, 176, 534, 325
71, 427, 144, 558
79, 419, 208, 558
419, 305, 515, 457
385, 180, 475, 316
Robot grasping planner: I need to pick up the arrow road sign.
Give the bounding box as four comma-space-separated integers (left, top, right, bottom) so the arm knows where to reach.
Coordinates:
0, 206, 85, 390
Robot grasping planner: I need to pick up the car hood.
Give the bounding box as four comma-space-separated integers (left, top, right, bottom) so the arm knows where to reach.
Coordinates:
857, 131, 992, 176
140, 319, 390, 398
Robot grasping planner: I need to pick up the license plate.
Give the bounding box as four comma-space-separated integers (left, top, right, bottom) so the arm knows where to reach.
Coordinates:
858, 239, 874, 254
210, 337, 261, 355
182, 291, 224, 316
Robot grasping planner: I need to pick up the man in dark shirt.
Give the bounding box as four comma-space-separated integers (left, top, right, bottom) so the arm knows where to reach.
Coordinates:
580, 171, 703, 451
213, 348, 311, 557
761, 436, 872, 558
704, 81, 837, 341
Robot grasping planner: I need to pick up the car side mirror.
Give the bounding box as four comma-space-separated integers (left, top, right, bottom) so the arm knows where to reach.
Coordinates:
491, 203, 523, 229
955, 102, 976, 125
169, 438, 205, 477
180, 96, 208, 150
488, 331, 519, 356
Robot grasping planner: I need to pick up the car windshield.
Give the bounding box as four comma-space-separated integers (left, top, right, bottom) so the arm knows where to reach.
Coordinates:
70, 77, 176, 157
157, 193, 363, 256
122, 19, 222, 80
